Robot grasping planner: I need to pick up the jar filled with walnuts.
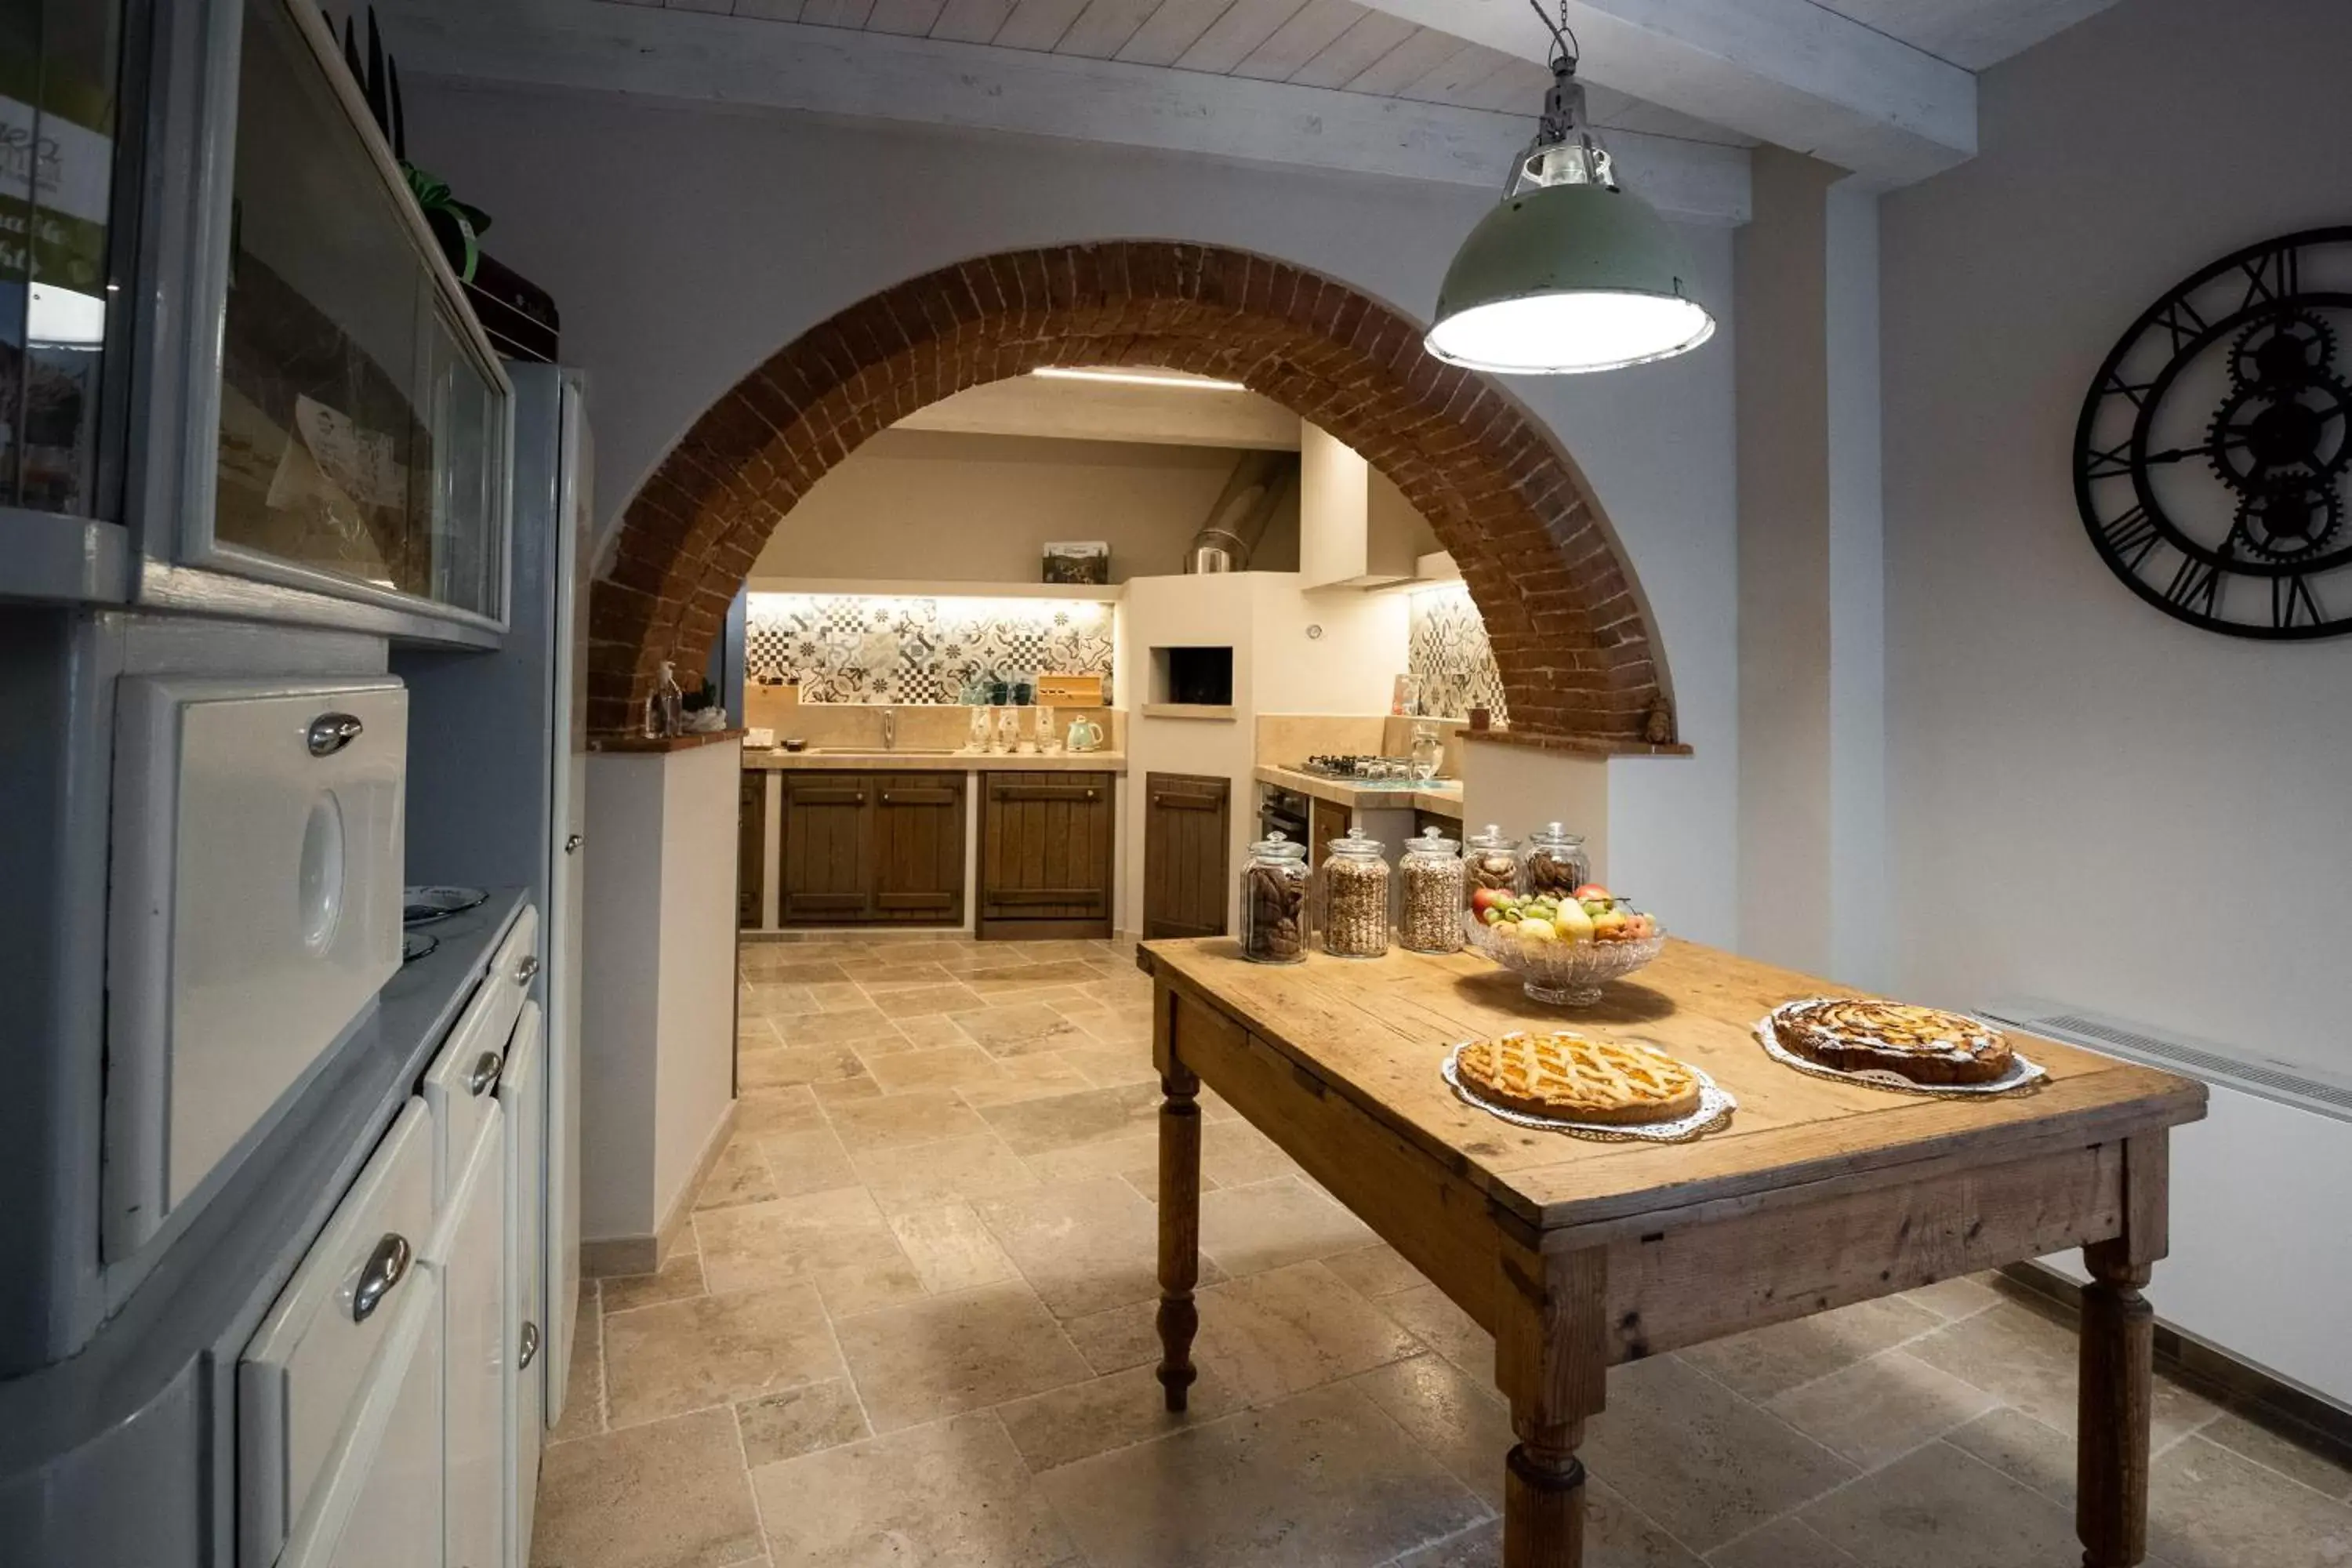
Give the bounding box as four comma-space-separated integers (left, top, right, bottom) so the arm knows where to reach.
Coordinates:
1397, 827, 1464, 953
1462, 825, 1520, 910
1239, 830, 1311, 964
1523, 822, 1592, 898
1319, 828, 1391, 959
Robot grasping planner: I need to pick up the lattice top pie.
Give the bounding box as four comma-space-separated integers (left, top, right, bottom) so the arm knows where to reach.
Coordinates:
1456, 1031, 1703, 1125
1769, 998, 2013, 1085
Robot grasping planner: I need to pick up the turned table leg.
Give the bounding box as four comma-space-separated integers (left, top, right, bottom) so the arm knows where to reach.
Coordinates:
2078, 1132, 2169, 1568
1495, 1241, 1607, 1568
1155, 1044, 1203, 1414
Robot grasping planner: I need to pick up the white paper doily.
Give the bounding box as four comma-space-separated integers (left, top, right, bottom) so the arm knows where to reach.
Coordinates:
1442, 1040, 1737, 1143
1753, 1001, 2049, 1098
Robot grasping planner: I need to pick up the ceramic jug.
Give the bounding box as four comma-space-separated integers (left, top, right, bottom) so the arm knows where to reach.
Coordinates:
1065, 715, 1105, 753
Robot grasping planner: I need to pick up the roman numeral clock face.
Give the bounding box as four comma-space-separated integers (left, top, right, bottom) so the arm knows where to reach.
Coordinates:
2075, 227, 2352, 638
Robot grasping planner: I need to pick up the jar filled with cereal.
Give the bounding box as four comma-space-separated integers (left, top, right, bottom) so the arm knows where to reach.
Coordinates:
1319, 828, 1391, 959
1239, 830, 1311, 964
1462, 825, 1520, 910
1397, 827, 1464, 953
1523, 822, 1592, 899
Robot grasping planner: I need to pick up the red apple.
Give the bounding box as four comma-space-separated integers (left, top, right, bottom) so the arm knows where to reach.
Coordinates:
1470, 887, 1511, 913
1571, 883, 1613, 902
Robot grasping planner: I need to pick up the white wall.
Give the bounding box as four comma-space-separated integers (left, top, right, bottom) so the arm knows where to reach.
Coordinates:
746, 428, 1301, 583
579, 743, 739, 1246
1878, 0, 2352, 1073
405, 86, 1743, 953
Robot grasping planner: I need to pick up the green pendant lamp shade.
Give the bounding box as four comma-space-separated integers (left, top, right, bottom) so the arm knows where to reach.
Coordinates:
1425, 20, 1714, 376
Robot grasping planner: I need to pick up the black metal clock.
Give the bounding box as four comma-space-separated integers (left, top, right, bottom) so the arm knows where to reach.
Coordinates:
2074, 227, 2352, 638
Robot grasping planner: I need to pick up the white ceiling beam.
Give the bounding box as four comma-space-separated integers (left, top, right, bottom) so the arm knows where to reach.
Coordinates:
372, 0, 1751, 223
1341, 0, 1976, 183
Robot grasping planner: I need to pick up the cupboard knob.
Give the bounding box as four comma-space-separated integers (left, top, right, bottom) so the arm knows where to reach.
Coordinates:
517, 1320, 542, 1370
467, 1051, 503, 1096
306, 713, 365, 757
564, 833, 584, 854
514, 953, 541, 985
352, 1233, 412, 1323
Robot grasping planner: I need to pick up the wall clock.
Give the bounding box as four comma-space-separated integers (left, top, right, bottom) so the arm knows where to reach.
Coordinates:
2074, 226, 2352, 638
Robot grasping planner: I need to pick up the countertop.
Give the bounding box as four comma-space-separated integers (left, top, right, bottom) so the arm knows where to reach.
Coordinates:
1254, 764, 1464, 816
744, 748, 1126, 772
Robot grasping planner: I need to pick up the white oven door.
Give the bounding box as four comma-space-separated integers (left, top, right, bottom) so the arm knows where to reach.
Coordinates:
106, 675, 408, 1260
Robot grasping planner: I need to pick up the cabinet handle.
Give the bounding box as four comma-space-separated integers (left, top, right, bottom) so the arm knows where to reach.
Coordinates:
467, 1051, 503, 1096
518, 1320, 542, 1370
306, 713, 365, 757
564, 833, 584, 855
514, 953, 540, 985
352, 1233, 412, 1323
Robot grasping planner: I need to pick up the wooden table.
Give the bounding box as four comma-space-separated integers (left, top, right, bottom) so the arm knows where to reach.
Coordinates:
1138, 938, 2207, 1568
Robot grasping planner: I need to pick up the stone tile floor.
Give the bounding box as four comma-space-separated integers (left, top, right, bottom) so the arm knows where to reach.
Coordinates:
532, 932, 2352, 1568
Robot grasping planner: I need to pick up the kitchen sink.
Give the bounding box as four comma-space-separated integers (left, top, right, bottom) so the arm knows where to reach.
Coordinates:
798, 746, 966, 756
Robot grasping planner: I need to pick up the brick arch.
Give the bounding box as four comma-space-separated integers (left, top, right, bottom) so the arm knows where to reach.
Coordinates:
590, 241, 1675, 747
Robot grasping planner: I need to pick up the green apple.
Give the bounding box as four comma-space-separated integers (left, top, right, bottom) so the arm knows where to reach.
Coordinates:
1518, 917, 1556, 942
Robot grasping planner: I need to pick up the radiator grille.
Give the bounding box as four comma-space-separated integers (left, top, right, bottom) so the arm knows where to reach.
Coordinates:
1987, 1000, 2352, 1123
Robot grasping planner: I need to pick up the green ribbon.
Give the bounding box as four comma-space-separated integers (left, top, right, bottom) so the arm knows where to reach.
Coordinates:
403, 165, 491, 283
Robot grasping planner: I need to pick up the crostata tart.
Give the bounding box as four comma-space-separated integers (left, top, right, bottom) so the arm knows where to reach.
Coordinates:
1456, 1030, 1702, 1125
1769, 998, 2013, 1085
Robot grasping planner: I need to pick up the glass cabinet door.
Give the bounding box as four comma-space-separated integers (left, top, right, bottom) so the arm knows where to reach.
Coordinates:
208, 0, 506, 625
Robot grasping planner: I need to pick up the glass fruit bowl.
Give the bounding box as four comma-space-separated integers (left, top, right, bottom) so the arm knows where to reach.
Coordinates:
1461, 906, 1668, 1006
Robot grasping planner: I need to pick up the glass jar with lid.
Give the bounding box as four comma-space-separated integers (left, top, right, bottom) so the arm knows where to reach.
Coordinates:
1239, 830, 1311, 964
1319, 828, 1392, 959
1523, 822, 1592, 899
1462, 825, 1520, 909
1397, 827, 1464, 953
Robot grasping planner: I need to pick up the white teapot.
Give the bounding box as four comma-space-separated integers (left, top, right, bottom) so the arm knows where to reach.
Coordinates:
1065, 715, 1105, 753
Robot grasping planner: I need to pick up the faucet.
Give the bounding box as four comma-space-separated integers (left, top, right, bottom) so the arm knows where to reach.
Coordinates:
880, 706, 896, 751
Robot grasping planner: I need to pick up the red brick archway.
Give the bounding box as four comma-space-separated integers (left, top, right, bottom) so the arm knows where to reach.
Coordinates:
589, 241, 1675, 747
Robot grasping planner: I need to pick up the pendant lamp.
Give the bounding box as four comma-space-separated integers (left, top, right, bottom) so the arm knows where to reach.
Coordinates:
1425, 2, 1715, 375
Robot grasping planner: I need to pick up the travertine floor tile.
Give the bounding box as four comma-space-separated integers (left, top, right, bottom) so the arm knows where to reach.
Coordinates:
1185, 1259, 1424, 1406
1580, 1355, 1856, 1552
888, 1013, 973, 1049
1798, 1442, 2079, 1567
978, 1080, 1161, 1155
602, 1283, 844, 1430
833, 1279, 1091, 1432
755, 1127, 857, 1200
746, 961, 851, 988
1022, 1127, 1161, 1184
692, 1186, 909, 1297
1680, 1295, 1944, 1401
995, 1361, 1244, 1472
1901, 1272, 2005, 1322
731, 1086, 825, 1138
740, 983, 821, 1019
735, 1043, 869, 1090
1042, 1383, 1488, 1567
824, 1087, 992, 1152
1058, 1300, 1163, 1375
1351, 1354, 1515, 1508
851, 1131, 1039, 1216
531, 1407, 761, 1568
601, 1247, 706, 1316
975, 1176, 1220, 1319
956, 1000, 1094, 1058
869, 982, 989, 1019
956, 1052, 1097, 1108
694, 1138, 776, 1211
1907, 1299, 2220, 1448
1705, 1516, 1866, 1567
2147, 1433, 2352, 1567
1197, 1175, 1379, 1276
774, 1007, 897, 1047
1323, 1241, 1428, 1300
2197, 1405, 2352, 1501
1763, 1348, 2000, 1466
1380, 1282, 1497, 1386
1057, 1041, 1159, 1087
732, 1378, 869, 1468
887, 1202, 1020, 1294
861, 1043, 1012, 1094
754, 1411, 1079, 1568
548, 1282, 604, 1447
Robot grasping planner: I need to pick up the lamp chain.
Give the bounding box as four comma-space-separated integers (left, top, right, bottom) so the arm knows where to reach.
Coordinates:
1525, 0, 1580, 73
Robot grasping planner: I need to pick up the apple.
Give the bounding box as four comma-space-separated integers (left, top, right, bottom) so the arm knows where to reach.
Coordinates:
1517, 918, 1556, 942
1471, 887, 1509, 914
1592, 907, 1629, 937
1572, 884, 1613, 902
1480, 906, 1505, 926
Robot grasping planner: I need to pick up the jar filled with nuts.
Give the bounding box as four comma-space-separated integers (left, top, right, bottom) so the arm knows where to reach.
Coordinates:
1523, 822, 1592, 898
1462, 825, 1521, 911
1239, 830, 1311, 964
1319, 828, 1391, 959
1397, 827, 1464, 953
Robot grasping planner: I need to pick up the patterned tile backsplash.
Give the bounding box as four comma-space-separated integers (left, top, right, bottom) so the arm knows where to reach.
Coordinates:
746, 593, 1116, 704
1408, 582, 1508, 724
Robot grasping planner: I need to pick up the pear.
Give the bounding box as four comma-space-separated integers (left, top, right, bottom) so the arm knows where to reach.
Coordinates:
1551, 899, 1595, 944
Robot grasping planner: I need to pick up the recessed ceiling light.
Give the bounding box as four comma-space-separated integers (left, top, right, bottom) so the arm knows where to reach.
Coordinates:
1030, 367, 1247, 392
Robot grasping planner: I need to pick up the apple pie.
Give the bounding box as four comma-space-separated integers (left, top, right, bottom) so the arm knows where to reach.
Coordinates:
1769, 998, 2013, 1085
1456, 1031, 1703, 1125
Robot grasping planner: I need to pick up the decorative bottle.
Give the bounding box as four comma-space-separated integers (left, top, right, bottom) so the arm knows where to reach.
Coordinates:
645, 660, 684, 739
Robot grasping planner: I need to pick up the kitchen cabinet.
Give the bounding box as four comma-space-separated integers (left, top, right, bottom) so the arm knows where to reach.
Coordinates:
277, 1269, 445, 1568
979, 772, 1116, 940
1308, 797, 1353, 872
1142, 773, 1229, 940
498, 1005, 547, 1560
776, 771, 968, 927
739, 771, 766, 929
431, 1107, 509, 1568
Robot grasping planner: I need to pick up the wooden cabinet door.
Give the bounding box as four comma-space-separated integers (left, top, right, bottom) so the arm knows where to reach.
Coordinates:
780, 773, 873, 924
872, 773, 967, 924
738, 771, 765, 928
1144, 772, 1230, 939
1308, 797, 1354, 872
979, 771, 1116, 938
